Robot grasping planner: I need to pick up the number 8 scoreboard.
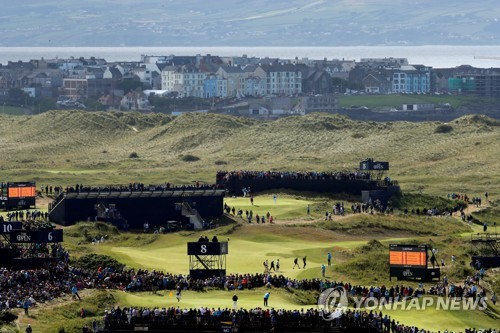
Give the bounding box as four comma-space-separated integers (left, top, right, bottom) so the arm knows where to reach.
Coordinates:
187, 242, 228, 255
187, 242, 228, 280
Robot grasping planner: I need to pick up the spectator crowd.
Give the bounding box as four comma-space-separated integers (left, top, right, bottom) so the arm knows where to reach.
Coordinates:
64, 182, 220, 194
217, 170, 372, 182
0, 254, 495, 333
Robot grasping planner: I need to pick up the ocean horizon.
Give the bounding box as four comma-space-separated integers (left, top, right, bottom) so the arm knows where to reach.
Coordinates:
1, 45, 500, 68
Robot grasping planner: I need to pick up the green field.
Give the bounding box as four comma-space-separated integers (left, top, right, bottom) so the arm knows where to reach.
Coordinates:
224, 195, 314, 220
10, 197, 500, 333
0, 105, 26, 116
53, 213, 499, 333
1, 111, 499, 332
339, 94, 470, 109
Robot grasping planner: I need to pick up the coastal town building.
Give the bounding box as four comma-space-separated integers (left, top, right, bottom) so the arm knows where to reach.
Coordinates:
2, 53, 500, 115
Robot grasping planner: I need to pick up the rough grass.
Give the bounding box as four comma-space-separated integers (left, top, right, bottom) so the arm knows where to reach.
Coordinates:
389, 192, 466, 211
471, 200, 500, 226
315, 214, 471, 236
20, 290, 115, 333
64, 222, 119, 241
0, 112, 498, 199
334, 235, 460, 285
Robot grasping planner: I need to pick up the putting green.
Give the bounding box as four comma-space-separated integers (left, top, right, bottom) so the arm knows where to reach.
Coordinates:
109, 289, 500, 332
112, 288, 308, 311
224, 195, 314, 220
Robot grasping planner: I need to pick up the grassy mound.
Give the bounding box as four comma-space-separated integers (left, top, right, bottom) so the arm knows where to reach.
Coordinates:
0, 311, 18, 323
335, 235, 476, 286
452, 114, 500, 127
0, 112, 498, 197
335, 242, 389, 284
64, 222, 120, 241
435, 124, 454, 133
71, 254, 125, 272
29, 290, 115, 333
389, 192, 466, 211
315, 214, 471, 236
471, 200, 500, 226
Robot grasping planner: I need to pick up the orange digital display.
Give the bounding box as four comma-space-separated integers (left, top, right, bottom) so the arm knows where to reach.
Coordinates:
20, 187, 36, 197
8, 188, 19, 197
390, 249, 426, 267
390, 251, 404, 265
406, 252, 426, 266
8, 186, 36, 198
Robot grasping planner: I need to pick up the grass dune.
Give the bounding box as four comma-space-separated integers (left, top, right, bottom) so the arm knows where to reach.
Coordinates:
0, 111, 498, 197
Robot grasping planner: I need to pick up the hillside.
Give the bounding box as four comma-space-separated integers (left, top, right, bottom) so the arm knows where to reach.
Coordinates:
1, 0, 499, 46
0, 111, 499, 196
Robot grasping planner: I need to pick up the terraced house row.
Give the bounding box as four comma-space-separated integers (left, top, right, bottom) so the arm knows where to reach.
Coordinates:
1, 54, 499, 110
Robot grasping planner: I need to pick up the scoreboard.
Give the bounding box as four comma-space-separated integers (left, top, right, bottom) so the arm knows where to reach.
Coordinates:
10, 229, 63, 243
0, 221, 64, 270
360, 159, 389, 171
3, 182, 36, 209
389, 244, 427, 267
8, 182, 36, 198
389, 244, 439, 281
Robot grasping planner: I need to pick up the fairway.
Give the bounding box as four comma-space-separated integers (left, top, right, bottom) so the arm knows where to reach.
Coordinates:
92, 227, 338, 279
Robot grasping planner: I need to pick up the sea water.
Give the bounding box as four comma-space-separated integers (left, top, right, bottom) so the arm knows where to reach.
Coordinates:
1, 45, 500, 68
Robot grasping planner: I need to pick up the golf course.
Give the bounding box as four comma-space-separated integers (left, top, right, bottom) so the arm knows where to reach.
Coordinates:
0, 111, 499, 333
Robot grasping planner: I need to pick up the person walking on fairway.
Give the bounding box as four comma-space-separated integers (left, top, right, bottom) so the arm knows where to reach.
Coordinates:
232, 294, 239, 310
321, 264, 326, 277
327, 252, 332, 266
276, 259, 280, 272
293, 257, 300, 269
264, 292, 270, 306
303, 256, 307, 269
176, 285, 182, 302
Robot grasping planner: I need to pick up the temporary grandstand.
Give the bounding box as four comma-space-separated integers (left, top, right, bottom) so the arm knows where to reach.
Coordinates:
48, 187, 225, 230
